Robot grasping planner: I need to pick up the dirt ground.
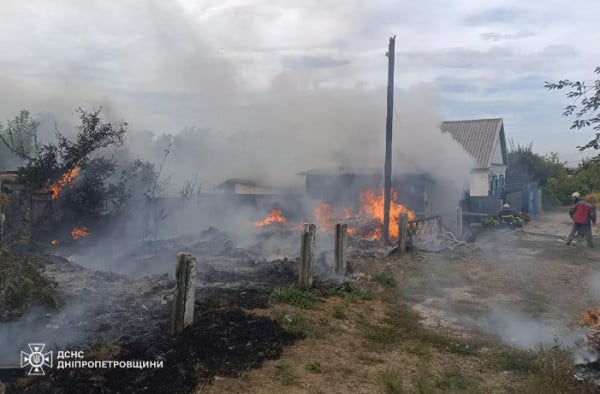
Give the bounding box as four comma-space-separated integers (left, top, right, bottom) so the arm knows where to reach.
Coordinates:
199, 209, 600, 393
407, 209, 600, 332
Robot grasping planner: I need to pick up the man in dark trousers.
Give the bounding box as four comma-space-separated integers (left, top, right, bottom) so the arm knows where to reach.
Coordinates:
497, 203, 519, 224
566, 196, 596, 247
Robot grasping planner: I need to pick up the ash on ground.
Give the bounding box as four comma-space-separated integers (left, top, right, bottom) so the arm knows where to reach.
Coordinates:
3, 226, 375, 393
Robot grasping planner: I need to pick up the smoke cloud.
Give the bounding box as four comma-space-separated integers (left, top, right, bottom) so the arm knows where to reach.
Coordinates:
0, 0, 476, 277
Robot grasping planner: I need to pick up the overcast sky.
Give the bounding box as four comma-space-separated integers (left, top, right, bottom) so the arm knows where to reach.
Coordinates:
0, 0, 599, 166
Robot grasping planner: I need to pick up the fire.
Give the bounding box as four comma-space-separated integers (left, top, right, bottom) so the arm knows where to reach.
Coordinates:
358, 188, 415, 240
253, 209, 287, 227
71, 225, 91, 240
314, 203, 336, 232
582, 310, 600, 327
51, 239, 59, 245
250, 188, 415, 241
310, 188, 415, 240
48, 166, 80, 200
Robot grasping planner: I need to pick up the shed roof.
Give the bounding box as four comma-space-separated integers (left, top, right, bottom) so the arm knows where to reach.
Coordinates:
214, 178, 258, 189
441, 118, 507, 169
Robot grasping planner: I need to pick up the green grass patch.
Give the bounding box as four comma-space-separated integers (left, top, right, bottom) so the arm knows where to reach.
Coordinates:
357, 354, 385, 366
380, 369, 405, 394
332, 305, 346, 319
436, 370, 476, 391
272, 306, 322, 338
406, 343, 431, 359
274, 363, 297, 386
374, 269, 397, 288
415, 371, 436, 394
270, 285, 321, 309
357, 304, 422, 347
357, 304, 479, 356
326, 286, 374, 302
421, 332, 478, 355
306, 362, 322, 374
497, 349, 536, 374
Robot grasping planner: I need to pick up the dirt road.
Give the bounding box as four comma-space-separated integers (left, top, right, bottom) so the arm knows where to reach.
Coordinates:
401, 208, 600, 348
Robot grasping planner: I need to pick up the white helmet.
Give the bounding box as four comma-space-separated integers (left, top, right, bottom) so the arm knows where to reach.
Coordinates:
571, 192, 581, 198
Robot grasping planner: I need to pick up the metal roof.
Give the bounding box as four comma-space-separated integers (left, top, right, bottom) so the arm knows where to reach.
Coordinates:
296, 167, 381, 176
214, 178, 258, 189
441, 118, 506, 169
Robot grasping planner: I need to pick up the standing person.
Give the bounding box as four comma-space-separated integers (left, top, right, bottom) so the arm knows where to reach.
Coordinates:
566, 195, 596, 247
570, 192, 582, 238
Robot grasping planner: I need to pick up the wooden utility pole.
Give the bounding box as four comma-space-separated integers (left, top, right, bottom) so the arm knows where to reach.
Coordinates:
383, 36, 396, 243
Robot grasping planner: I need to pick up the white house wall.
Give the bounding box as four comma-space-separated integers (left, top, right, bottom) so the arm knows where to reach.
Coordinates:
470, 170, 489, 196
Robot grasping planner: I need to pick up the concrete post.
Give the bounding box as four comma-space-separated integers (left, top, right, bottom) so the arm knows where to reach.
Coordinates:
399, 213, 408, 253
456, 206, 463, 240
171, 252, 197, 334
299, 223, 316, 289
335, 223, 347, 275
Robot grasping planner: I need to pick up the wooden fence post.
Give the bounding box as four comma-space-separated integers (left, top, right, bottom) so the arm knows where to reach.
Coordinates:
335, 223, 347, 275
171, 252, 197, 334
456, 206, 463, 240
299, 223, 316, 289
399, 213, 408, 253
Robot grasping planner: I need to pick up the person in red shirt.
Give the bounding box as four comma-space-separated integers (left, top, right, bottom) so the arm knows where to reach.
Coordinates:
566, 196, 596, 247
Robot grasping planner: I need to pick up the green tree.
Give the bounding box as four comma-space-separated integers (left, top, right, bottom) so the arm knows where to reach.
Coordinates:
506, 141, 567, 191
545, 67, 600, 155
0, 110, 39, 168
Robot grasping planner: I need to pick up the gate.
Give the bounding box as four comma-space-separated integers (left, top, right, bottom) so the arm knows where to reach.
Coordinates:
522, 183, 539, 215
406, 215, 442, 247
504, 191, 523, 212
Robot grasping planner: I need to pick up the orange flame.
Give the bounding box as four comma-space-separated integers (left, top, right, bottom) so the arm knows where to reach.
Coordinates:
49, 166, 80, 200
358, 188, 415, 240
582, 310, 600, 327
314, 203, 336, 232
71, 225, 91, 240
51, 239, 59, 245
253, 209, 287, 227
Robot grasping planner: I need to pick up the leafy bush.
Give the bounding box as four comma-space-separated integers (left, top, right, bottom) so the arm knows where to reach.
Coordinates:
585, 192, 600, 203
481, 217, 498, 226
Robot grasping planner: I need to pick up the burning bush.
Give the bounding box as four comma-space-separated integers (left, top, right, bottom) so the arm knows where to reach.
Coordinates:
13, 108, 127, 191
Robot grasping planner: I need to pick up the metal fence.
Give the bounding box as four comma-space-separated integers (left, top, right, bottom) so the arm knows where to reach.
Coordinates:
467, 196, 502, 216
504, 191, 523, 212
406, 215, 442, 246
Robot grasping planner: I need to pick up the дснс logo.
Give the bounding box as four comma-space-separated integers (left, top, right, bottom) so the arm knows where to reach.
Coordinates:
20, 343, 53, 376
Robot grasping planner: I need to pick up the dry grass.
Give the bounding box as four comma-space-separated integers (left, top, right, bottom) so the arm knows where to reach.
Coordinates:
0, 250, 60, 321
198, 249, 600, 394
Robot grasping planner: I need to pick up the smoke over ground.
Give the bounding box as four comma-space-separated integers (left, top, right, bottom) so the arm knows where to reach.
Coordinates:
1, 2, 476, 277
0, 304, 86, 364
